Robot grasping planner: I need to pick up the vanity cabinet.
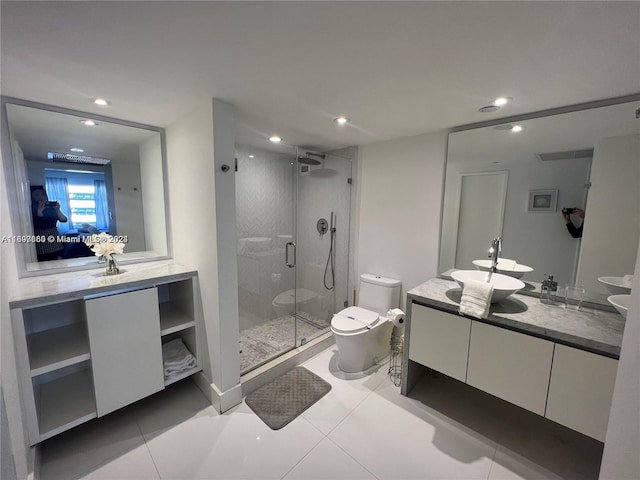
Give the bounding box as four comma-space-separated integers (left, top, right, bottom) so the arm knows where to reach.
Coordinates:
545, 344, 618, 441
10, 266, 201, 445
467, 321, 554, 415
409, 305, 471, 382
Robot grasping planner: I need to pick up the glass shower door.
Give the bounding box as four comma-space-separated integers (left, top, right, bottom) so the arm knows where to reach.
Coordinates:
236, 143, 297, 373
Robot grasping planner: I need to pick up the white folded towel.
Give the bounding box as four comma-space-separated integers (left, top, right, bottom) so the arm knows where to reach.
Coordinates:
162, 339, 197, 379
498, 258, 517, 271
459, 279, 494, 319
623, 275, 634, 287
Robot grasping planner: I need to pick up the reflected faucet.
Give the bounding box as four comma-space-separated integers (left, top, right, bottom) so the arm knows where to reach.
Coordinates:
488, 237, 502, 273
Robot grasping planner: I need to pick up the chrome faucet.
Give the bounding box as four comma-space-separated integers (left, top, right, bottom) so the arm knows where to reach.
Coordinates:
488, 237, 502, 273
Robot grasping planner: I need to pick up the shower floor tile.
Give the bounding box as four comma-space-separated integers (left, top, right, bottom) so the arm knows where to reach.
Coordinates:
240, 313, 330, 372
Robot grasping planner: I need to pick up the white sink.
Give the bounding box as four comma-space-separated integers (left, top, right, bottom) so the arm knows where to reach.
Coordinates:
451, 270, 525, 303
472, 259, 533, 279
607, 294, 631, 318
598, 276, 633, 295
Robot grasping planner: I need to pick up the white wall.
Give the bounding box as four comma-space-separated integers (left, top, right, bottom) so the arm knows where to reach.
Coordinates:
356, 131, 447, 308
577, 134, 640, 294
139, 135, 167, 256
165, 99, 241, 412
599, 241, 640, 479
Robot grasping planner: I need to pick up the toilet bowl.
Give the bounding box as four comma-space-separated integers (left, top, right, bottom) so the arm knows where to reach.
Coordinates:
330, 273, 401, 374
272, 288, 319, 318
331, 306, 394, 373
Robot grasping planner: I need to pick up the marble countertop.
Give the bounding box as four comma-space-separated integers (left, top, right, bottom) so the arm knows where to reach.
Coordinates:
407, 277, 625, 359
9, 260, 197, 309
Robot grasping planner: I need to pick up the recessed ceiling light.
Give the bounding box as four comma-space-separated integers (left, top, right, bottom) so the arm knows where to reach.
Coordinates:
249, 155, 254, 158
511, 125, 524, 133
70, 147, 84, 153
334, 116, 350, 125
91, 97, 112, 107
494, 97, 511, 107
269, 135, 282, 143
80, 119, 98, 126
479, 105, 500, 113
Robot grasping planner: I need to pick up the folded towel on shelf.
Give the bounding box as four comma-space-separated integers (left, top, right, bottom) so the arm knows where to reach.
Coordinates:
459, 279, 494, 319
162, 339, 197, 380
623, 275, 634, 287
498, 259, 517, 271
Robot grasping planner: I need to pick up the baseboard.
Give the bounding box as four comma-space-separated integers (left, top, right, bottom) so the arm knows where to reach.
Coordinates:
192, 373, 243, 413
241, 332, 335, 397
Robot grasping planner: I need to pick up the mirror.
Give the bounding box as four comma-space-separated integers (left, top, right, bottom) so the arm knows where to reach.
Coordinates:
440, 98, 640, 302
2, 98, 169, 275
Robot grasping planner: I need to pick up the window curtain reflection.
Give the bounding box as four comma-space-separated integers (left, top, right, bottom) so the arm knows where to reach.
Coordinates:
94, 179, 109, 231
44, 177, 71, 233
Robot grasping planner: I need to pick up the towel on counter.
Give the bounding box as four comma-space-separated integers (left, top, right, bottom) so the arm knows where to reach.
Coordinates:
497, 258, 517, 271
459, 279, 494, 319
162, 339, 197, 380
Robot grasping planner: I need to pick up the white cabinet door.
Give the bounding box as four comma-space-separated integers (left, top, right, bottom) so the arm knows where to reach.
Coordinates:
86, 288, 164, 416
409, 304, 471, 382
545, 345, 618, 441
467, 322, 554, 415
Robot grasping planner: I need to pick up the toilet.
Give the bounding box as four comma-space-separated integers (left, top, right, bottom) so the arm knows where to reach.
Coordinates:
331, 273, 401, 373
272, 288, 319, 318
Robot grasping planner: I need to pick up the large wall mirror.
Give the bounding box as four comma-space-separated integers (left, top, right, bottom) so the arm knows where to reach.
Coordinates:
2, 97, 169, 276
440, 96, 640, 302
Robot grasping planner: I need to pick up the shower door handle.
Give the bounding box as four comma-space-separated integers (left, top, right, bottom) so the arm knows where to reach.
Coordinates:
285, 242, 296, 268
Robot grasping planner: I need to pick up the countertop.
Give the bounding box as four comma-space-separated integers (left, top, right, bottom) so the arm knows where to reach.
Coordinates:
9, 260, 197, 309
407, 277, 625, 359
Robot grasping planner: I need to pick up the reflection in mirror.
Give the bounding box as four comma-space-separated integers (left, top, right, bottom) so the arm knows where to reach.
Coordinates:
3, 100, 169, 274
440, 99, 640, 301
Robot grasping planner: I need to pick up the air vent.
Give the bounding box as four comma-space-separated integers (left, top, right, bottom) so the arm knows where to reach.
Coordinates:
536, 149, 593, 162
47, 152, 111, 166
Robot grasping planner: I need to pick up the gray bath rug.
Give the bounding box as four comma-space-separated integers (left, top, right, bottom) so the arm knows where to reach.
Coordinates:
245, 366, 331, 430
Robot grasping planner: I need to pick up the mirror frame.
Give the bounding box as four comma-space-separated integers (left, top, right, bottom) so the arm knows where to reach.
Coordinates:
439, 92, 640, 302
1, 96, 172, 277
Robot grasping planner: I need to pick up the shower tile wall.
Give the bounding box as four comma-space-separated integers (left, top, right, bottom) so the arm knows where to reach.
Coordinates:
297, 148, 354, 322
236, 148, 294, 329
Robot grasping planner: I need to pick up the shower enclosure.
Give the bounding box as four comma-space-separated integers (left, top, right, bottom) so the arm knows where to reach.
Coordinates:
235, 143, 354, 373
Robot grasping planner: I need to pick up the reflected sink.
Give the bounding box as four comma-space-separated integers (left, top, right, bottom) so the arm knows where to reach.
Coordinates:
607, 294, 631, 318
472, 259, 533, 279
598, 276, 633, 295
451, 270, 525, 303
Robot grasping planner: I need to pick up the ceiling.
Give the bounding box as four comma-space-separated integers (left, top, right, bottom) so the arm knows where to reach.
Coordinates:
2, 1, 639, 151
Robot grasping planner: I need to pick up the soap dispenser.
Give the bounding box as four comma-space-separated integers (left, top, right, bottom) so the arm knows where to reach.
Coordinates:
540, 274, 558, 304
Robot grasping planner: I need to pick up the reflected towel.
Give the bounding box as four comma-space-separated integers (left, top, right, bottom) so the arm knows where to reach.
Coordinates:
498, 259, 516, 271
459, 279, 494, 319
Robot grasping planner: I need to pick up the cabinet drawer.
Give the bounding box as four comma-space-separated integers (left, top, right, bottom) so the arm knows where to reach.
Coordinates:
467, 322, 554, 415
545, 345, 617, 441
409, 304, 471, 382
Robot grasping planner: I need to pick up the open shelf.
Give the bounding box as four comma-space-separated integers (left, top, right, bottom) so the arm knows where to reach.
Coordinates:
159, 302, 195, 336
34, 368, 97, 442
27, 323, 90, 377
164, 366, 201, 387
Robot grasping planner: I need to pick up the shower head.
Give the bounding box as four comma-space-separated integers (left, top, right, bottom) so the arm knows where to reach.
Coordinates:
298, 151, 325, 165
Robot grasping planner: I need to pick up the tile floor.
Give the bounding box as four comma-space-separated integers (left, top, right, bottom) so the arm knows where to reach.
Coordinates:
39, 345, 603, 479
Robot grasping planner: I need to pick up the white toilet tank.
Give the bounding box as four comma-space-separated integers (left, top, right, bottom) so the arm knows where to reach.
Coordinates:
358, 274, 401, 315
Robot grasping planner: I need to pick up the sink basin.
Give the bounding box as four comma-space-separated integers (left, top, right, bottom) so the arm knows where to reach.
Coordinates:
607, 294, 631, 318
451, 270, 525, 303
472, 259, 533, 279
598, 276, 633, 295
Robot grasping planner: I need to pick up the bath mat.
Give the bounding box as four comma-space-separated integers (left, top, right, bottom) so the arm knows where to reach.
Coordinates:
245, 366, 331, 430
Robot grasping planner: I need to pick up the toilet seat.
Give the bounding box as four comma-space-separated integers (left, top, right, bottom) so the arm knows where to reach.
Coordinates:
331, 306, 380, 334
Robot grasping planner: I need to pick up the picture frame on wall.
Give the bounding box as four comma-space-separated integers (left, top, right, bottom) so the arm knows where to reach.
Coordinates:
528, 189, 558, 212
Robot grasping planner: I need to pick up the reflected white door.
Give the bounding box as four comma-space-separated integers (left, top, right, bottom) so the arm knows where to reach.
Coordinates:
454, 171, 508, 270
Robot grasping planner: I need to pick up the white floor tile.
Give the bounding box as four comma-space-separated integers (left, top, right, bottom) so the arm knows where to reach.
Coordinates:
143, 399, 324, 479
301, 347, 390, 434
329, 380, 496, 480
283, 437, 376, 480
79, 444, 160, 480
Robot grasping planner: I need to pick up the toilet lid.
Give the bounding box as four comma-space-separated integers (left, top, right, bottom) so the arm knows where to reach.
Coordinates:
273, 288, 317, 306
331, 306, 379, 334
